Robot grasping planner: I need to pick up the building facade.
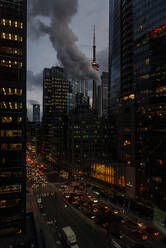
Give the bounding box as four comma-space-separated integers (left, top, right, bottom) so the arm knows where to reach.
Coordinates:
42, 67, 70, 163
0, 0, 26, 236
109, 0, 166, 225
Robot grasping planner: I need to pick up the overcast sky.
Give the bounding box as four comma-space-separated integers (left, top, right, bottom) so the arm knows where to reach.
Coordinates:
27, 0, 109, 120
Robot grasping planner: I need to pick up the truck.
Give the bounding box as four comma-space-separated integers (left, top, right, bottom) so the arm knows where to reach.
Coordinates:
62, 226, 79, 248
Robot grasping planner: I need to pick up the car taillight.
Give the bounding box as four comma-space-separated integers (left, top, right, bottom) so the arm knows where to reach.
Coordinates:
154, 232, 159, 236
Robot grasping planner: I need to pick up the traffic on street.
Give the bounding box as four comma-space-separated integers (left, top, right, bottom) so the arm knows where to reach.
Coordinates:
26, 154, 166, 248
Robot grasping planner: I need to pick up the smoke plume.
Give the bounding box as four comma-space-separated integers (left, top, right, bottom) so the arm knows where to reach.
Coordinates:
29, 0, 101, 85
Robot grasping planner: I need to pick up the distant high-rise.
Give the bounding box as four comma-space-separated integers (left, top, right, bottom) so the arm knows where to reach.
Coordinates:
0, 0, 27, 236
33, 104, 40, 122
109, 0, 166, 224
91, 25, 99, 110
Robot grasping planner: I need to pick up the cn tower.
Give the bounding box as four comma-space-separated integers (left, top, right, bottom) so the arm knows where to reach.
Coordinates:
91, 25, 99, 110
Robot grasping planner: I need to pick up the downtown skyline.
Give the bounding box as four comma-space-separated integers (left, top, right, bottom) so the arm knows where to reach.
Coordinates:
27, 0, 109, 120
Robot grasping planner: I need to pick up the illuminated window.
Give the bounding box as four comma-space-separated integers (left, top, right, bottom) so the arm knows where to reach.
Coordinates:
2, 19, 6, 26
0, 130, 5, 137
0, 184, 22, 194
123, 140, 131, 146
9, 33, 12, 40
0, 200, 6, 208
2, 32, 6, 39
14, 21, 18, 28
146, 58, 150, 65
20, 22, 23, 29
1, 116, 13, 123
14, 35, 18, 41
1, 144, 7, 150
9, 144, 22, 150
0, 130, 22, 137
139, 24, 143, 30
9, 20, 12, 26
17, 117, 22, 123
140, 74, 150, 79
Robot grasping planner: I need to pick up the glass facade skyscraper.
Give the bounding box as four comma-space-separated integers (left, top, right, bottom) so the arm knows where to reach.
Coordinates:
33, 104, 40, 122
0, 0, 27, 236
109, 0, 166, 224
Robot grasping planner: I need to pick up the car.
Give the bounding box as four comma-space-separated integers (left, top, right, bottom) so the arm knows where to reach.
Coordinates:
92, 207, 98, 213
131, 230, 148, 240
144, 226, 159, 236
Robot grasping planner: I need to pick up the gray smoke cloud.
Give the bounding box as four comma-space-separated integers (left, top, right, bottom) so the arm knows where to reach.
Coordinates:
29, 0, 101, 86
27, 70, 42, 91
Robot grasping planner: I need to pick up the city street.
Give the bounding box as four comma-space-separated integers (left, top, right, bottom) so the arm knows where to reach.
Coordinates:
26, 155, 166, 248
33, 183, 108, 248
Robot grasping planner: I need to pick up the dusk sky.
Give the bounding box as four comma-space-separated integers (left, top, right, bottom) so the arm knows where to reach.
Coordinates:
27, 0, 109, 120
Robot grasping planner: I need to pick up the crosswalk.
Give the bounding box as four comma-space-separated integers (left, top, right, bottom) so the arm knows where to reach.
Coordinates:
37, 192, 56, 198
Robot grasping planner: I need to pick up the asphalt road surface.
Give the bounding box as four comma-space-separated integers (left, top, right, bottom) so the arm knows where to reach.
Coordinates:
34, 183, 108, 248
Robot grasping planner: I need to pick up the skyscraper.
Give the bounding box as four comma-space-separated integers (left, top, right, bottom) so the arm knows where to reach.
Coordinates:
42, 67, 70, 162
33, 104, 40, 122
109, 0, 166, 225
0, 0, 26, 236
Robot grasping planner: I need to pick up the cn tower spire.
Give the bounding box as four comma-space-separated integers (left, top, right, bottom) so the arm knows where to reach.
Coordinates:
93, 24, 96, 62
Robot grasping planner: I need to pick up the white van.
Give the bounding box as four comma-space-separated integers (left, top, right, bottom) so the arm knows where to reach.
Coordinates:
62, 226, 79, 248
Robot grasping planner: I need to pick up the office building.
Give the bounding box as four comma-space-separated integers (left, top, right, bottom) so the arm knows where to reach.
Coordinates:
109, 0, 166, 225
0, 0, 26, 236
42, 67, 70, 163
33, 104, 40, 122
